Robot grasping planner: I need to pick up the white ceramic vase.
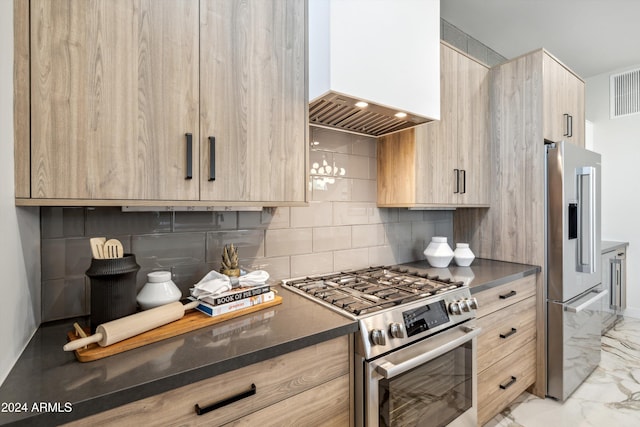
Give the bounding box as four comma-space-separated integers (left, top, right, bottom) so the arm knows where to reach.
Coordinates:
424, 237, 454, 268
137, 271, 182, 310
454, 243, 475, 267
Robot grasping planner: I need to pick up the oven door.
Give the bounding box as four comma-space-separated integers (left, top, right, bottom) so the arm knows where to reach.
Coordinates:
364, 323, 480, 427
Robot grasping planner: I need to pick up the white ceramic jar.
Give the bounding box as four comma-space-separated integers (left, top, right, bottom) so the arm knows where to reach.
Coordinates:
137, 271, 182, 310
454, 243, 475, 267
423, 237, 454, 268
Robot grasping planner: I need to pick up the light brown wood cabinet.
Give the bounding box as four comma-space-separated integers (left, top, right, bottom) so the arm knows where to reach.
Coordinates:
543, 52, 585, 146
377, 42, 490, 208
474, 275, 537, 426
17, 0, 307, 206
64, 336, 352, 427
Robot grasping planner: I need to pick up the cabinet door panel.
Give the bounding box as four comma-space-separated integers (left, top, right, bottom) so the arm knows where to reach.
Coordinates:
30, 0, 200, 200
200, 0, 306, 202
457, 54, 490, 205
542, 54, 567, 143
415, 45, 458, 205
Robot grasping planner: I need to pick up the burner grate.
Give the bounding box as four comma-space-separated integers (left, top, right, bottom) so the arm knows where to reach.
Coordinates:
284, 266, 465, 316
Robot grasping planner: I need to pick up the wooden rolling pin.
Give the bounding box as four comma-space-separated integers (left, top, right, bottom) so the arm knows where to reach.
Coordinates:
63, 300, 199, 352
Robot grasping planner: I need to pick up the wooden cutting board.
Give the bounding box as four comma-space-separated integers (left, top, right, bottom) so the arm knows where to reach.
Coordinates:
66, 296, 282, 362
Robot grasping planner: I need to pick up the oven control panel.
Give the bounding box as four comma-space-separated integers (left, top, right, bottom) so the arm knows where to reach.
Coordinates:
402, 300, 450, 338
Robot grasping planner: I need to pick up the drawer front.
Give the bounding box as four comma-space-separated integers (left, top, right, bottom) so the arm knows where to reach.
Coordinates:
65, 336, 350, 427
477, 296, 536, 373
226, 374, 350, 426
478, 339, 536, 426
474, 275, 536, 318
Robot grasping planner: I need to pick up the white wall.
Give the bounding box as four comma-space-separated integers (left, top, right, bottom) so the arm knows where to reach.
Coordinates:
586, 66, 640, 318
0, 0, 41, 385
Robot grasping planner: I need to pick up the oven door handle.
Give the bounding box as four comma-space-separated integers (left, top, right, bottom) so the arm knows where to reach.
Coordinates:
372, 325, 481, 380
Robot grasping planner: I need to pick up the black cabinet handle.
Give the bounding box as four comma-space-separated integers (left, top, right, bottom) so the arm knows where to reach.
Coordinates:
563, 113, 570, 137
500, 327, 517, 339
185, 133, 193, 180
454, 169, 460, 194
499, 376, 517, 390
461, 169, 466, 194
208, 136, 216, 181
568, 114, 573, 137
499, 290, 517, 300
194, 383, 256, 416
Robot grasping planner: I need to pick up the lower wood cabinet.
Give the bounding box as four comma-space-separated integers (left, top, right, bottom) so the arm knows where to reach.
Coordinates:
473, 275, 537, 425
64, 336, 351, 427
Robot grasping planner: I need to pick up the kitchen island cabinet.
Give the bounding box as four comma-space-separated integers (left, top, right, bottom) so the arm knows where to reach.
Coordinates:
377, 42, 490, 208
64, 337, 350, 427
15, 0, 307, 207
0, 286, 357, 426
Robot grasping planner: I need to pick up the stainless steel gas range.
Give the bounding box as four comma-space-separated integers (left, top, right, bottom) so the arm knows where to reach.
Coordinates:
282, 266, 480, 427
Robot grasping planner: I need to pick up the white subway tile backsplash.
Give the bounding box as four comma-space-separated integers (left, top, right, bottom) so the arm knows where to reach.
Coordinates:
351, 135, 377, 157
237, 208, 290, 230
352, 224, 385, 248
206, 230, 265, 261
291, 252, 334, 277
240, 256, 291, 281
384, 222, 413, 245
265, 228, 312, 257
311, 177, 351, 202
368, 245, 396, 266
134, 233, 206, 270
334, 153, 369, 180
313, 226, 352, 252
290, 202, 333, 228
351, 179, 376, 202
369, 207, 399, 224
311, 126, 353, 153
333, 202, 375, 225
333, 248, 369, 272
398, 209, 425, 222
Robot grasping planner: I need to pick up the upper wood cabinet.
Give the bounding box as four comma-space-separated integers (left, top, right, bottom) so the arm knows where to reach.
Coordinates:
18, 0, 307, 206
199, 0, 307, 203
377, 43, 490, 208
543, 53, 585, 146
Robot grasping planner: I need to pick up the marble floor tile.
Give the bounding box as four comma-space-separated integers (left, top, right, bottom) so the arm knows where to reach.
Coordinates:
485, 317, 640, 426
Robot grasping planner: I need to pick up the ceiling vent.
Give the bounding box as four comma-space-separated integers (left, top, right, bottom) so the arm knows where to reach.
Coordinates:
610, 68, 640, 118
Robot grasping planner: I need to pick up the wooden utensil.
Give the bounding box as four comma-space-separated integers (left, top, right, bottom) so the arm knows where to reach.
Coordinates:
63, 300, 200, 352
89, 237, 106, 259
103, 239, 124, 259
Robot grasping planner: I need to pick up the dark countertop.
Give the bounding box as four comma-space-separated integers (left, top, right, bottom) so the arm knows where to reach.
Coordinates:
0, 286, 358, 426
602, 240, 628, 254
400, 258, 540, 293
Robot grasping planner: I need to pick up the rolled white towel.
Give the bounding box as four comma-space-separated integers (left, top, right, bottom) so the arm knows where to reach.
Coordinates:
191, 270, 270, 299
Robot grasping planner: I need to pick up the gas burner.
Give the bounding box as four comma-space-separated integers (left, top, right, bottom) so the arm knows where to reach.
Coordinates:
283, 266, 465, 317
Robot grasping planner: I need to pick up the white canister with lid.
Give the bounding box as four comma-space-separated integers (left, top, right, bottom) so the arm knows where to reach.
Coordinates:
423, 237, 454, 268
137, 271, 182, 310
454, 243, 475, 267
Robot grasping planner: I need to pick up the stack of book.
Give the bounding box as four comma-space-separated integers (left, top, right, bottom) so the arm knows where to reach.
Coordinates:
189, 284, 273, 317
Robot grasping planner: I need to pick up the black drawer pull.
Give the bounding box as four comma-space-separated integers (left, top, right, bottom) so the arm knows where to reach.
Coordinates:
563, 113, 570, 137
500, 328, 517, 339
461, 169, 466, 194
185, 133, 193, 180
208, 136, 216, 181
499, 376, 517, 390
194, 383, 256, 416
499, 290, 517, 300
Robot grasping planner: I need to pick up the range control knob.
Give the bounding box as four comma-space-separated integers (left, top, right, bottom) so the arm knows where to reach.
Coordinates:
468, 297, 479, 310
370, 329, 387, 346
389, 322, 405, 339
448, 301, 462, 315
460, 300, 471, 312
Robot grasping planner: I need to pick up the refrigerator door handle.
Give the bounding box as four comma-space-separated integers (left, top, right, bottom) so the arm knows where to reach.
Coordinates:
564, 289, 608, 313
576, 166, 597, 273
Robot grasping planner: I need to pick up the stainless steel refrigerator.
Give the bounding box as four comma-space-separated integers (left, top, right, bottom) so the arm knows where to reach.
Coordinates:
546, 140, 607, 401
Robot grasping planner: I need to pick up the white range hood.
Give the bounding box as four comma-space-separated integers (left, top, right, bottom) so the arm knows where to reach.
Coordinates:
309, 0, 440, 136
